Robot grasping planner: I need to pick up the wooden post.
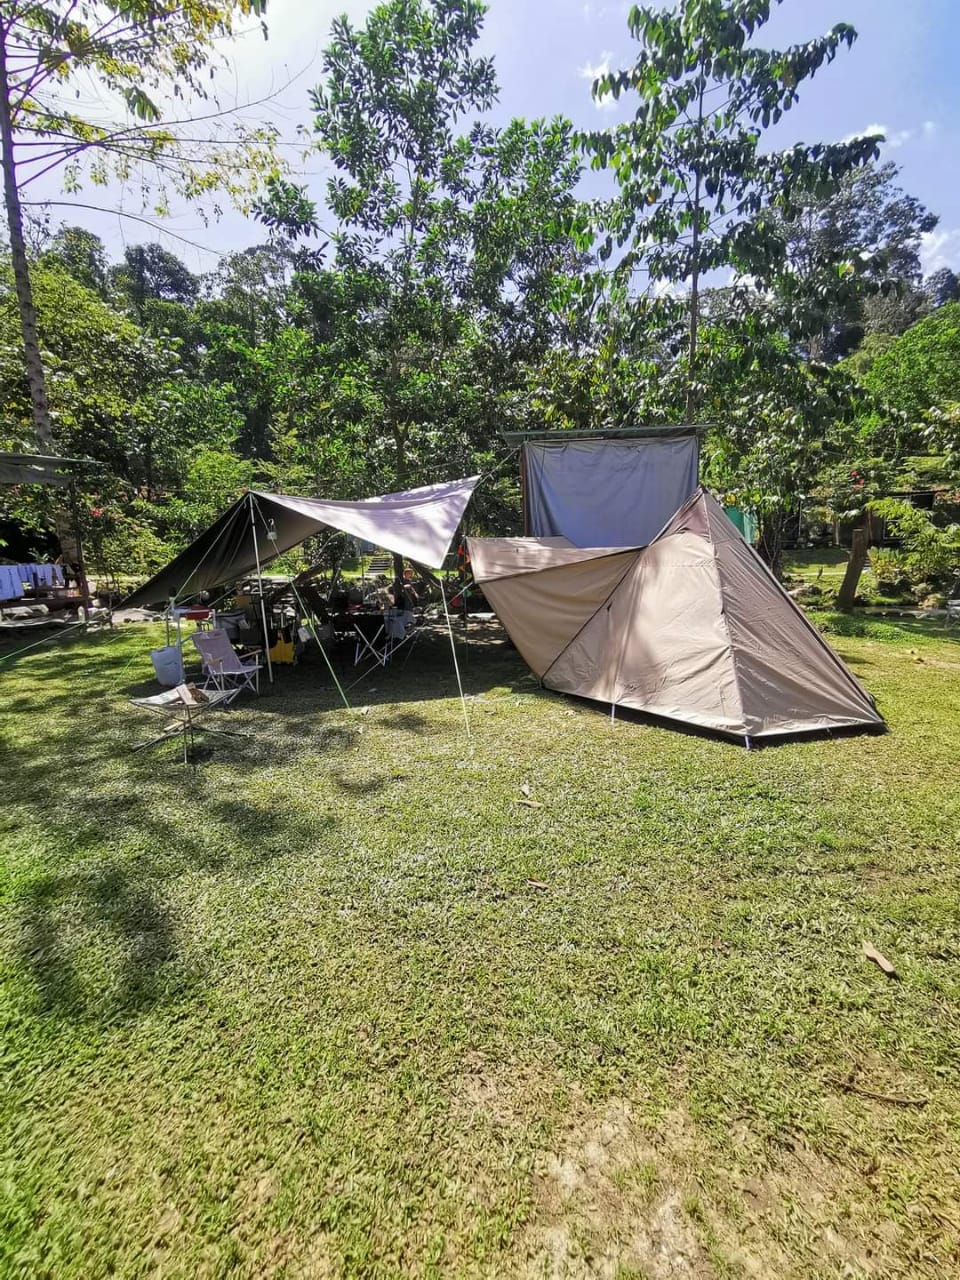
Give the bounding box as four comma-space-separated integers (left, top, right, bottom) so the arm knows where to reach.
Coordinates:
836, 526, 868, 613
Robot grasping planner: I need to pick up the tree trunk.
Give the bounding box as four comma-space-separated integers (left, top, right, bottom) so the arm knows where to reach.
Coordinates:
0, 29, 54, 451
836, 526, 868, 613
0, 28, 87, 603
684, 69, 706, 425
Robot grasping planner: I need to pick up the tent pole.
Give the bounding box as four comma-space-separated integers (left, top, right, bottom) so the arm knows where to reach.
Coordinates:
440, 578, 471, 742
289, 579, 350, 710
250, 493, 274, 684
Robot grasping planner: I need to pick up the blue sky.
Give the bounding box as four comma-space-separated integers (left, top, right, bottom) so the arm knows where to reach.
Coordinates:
42, 0, 960, 278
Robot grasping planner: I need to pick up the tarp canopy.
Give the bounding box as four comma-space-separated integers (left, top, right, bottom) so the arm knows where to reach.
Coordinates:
124, 476, 479, 609
0, 451, 97, 487
524, 434, 700, 546
469, 488, 884, 741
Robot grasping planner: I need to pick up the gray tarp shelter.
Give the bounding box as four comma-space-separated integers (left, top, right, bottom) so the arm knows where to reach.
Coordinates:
469, 488, 884, 743
0, 451, 89, 488
124, 477, 479, 610
505, 427, 703, 547
123, 477, 479, 699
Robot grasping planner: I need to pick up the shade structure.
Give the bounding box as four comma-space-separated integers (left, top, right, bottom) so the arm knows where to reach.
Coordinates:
469, 489, 884, 741
123, 476, 479, 609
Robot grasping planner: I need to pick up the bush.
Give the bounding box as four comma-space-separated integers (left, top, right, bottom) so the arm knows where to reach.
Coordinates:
867, 498, 960, 586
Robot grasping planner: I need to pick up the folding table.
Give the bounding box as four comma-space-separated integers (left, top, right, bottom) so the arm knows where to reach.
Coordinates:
129, 687, 245, 765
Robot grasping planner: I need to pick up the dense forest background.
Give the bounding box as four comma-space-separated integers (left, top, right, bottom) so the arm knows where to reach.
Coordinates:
1, 0, 959, 595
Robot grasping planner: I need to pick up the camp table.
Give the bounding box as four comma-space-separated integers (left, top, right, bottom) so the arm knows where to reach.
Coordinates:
129, 686, 244, 766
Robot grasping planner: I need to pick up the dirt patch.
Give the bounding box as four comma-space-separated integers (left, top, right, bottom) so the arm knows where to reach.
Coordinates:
452, 1051, 561, 1133
502, 1097, 716, 1279
489, 1090, 912, 1279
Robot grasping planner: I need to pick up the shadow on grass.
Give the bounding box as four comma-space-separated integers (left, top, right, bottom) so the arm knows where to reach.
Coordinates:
16, 862, 177, 1017
4, 642, 343, 1024
2, 620, 523, 1026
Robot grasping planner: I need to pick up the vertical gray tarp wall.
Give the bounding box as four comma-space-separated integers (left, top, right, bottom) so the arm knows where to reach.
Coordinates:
523, 434, 700, 547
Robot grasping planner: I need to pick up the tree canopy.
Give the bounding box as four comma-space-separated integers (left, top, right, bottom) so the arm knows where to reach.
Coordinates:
0, 0, 958, 588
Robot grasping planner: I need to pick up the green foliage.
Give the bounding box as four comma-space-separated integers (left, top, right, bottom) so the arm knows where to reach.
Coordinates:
868, 497, 960, 584
927, 267, 960, 308
568, 0, 886, 551
161, 447, 255, 539
250, 0, 582, 505
109, 243, 200, 315
578, 0, 878, 310
770, 161, 937, 359
82, 499, 173, 585
0, 259, 169, 470
695, 289, 867, 522
40, 226, 109, 296
3, 1, 279, 216
862, 302, 960, 423
843, 330, 898, 380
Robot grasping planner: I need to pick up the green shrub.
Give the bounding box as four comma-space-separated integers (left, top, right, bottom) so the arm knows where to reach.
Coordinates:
867, 498, 960, 585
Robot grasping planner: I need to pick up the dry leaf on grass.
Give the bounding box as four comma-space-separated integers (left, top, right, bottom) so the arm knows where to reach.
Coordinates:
862, 940, 898, 978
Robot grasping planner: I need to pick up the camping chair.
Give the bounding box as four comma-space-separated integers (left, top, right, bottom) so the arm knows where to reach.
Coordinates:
350, 613, 387, 666
382, 607, 416, 662
192, 628, 262, 700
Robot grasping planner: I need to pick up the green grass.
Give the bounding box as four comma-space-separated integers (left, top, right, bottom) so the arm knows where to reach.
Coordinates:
1, 617, 959, 1278
783, 547, 851, 585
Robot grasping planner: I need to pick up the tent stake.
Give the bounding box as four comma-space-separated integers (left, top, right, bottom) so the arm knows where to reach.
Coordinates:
249, 493, 274, 684
289, 579, 350, 710
440, 578, 471, 742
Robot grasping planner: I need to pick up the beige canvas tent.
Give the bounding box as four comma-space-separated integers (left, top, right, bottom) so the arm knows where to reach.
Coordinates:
469, 489, 884, 742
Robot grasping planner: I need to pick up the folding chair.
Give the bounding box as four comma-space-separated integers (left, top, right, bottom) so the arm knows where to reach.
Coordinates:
192, 628, 262, 700
351, 613, 386, 666
382, 607, 416, 662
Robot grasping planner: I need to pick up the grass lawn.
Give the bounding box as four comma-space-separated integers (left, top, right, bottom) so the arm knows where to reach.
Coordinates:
1, 616, 959, 1278
783, 548, 851, 587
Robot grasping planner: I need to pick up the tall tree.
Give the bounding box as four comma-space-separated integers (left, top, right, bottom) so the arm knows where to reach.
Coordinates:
41, 225, 109, 295
0, 0, 277, 455
110, 243, 199, 316
927, 267, 960, 309
773, 161, 938, 358
260, 0, 581, 577
578, 0, 880, 420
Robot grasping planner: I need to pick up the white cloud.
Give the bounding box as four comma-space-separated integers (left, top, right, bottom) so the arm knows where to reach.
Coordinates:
842, 122, 912, 149
652, 278, 687, 299
578, 51, 617, 111
923, 119, 937, 138
921, 227, 960, 275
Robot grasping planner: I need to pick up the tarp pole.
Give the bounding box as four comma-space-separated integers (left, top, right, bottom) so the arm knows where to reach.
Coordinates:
289, 579, 350, 710
440, 578, 470, 742
249, 493, 274, 684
